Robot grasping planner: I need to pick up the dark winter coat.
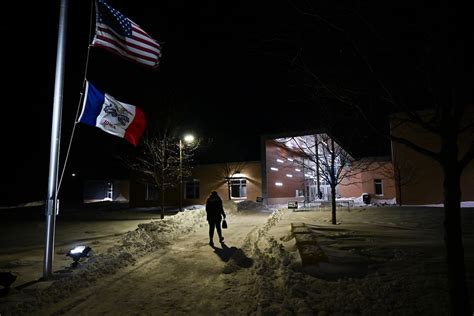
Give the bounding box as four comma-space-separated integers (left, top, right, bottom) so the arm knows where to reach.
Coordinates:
205, 193, 226, 221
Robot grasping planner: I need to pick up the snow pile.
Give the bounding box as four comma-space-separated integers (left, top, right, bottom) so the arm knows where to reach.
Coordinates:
371, 197, 397, 206
114, 194, 128, 202
222, 200, 238, 215
352, 195, 365, 204
2, 206, 467, 314
0, 200, 45, 209
239, 209, 452, 315
183, 204, 204, 210
3, 208, 207, 315
236, 200, 276, 212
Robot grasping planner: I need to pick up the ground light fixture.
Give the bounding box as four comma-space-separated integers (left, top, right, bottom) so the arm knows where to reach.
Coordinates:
66, 246, 92, 267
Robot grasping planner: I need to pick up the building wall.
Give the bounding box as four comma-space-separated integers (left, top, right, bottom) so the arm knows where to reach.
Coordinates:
129, 161, 262, 208
264, 137, 396, 204
390, 109, 474, 205
265, 140, 306, 205
339, 161, 396, 201
183, 161, 262, 205
338, 172, 363, 198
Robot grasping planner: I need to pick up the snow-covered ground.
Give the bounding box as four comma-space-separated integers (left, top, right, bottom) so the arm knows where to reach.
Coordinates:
1, 201, 473, 315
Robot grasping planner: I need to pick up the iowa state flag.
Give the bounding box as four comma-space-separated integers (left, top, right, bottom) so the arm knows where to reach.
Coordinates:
78, 81, 147, 146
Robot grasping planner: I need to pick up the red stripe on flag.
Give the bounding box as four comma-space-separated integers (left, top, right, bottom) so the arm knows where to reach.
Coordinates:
96, 25, 161, 58
95, 34, 160, 63
124, 106, 147, 146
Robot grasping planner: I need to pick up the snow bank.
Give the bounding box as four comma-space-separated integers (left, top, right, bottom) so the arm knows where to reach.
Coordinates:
3, 208, 207, 315
235, 200, 276, 212
370, 197, 397, 206
236, 208, 452, 315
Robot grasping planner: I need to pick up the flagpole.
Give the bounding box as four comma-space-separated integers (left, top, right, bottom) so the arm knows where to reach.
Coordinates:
43, 0, 69, 280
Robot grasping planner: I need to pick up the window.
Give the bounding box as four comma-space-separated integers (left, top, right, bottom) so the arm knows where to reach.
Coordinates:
374, 179, 383, 195
230, 178, 247, 198
185, 180, 200, 199
146, 184, 159, 201
106, 182, 113, 200
296, 189, 304, 197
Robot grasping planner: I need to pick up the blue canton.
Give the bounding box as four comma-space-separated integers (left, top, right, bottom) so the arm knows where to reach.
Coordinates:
97, 0, 132, 37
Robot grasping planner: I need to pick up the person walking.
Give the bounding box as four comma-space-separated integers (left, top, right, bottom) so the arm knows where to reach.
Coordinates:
205, 191, 226, 246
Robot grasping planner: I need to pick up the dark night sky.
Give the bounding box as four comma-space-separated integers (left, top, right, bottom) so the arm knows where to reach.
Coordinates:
2, 1, 470, 205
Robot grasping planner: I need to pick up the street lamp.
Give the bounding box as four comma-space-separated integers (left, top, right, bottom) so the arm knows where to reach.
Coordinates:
179, 134, 195, 211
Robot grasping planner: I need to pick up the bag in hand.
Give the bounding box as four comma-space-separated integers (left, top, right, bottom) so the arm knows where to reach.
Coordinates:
222, 219, 228, 229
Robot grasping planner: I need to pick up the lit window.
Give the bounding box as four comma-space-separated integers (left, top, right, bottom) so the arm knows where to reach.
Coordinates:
230, 179, 247, 198
287, 158, 293, 162
295, 168, 301, 172
276, 159, 284, 163
286, 174, 293, 177
184, 180, 200, 199
275, 182, 283, 186
374, 179, 383, 195
270, 167, 278, 171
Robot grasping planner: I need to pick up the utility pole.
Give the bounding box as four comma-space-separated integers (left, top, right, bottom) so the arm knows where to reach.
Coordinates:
178, 134, 195, 211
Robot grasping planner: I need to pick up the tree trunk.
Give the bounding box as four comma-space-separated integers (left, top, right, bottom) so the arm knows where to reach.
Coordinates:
397, 173, 403, 206
160, 143, 165, 219
160, 185, 165, 219
442, 162, 472, 315
330, 138, 337, 225
315, 135, 322, 199
330, 184, 337, 225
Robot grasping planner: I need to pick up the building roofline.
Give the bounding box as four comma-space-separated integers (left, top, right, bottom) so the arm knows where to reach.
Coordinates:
260, 128, 359, 159
192, 160, 261, 167
260, 128, 327, 141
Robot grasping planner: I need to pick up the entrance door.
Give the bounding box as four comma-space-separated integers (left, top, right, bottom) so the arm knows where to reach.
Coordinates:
308, 185, 318, 201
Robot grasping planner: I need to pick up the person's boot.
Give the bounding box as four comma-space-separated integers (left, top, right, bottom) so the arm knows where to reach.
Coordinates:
209, 241, 214, 247
219, 236, 224, 243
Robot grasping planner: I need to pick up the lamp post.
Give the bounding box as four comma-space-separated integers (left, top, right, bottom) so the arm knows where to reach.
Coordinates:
179, 134, 195, 212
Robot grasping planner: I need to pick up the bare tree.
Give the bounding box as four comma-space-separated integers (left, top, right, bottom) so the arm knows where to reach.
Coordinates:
279, 134, 372, 224
125, 128, 200, 219
288, 3, 473, 314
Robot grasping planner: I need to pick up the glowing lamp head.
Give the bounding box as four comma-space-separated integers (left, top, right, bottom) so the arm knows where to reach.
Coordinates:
183, 134, 195, 143
66, 246, 92, 265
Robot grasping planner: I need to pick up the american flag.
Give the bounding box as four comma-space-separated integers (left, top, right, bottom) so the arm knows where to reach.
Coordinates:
92, 0, 162, 69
